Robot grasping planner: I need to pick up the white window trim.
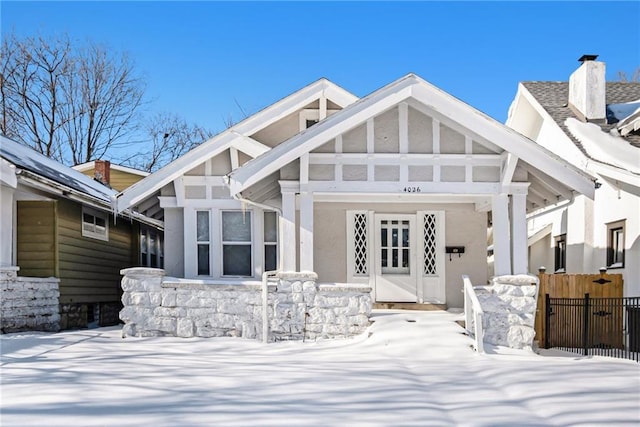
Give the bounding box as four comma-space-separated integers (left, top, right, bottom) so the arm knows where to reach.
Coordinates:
263, 211, 278, 272
196, 210, 212, 276
82, 207, 109, 242
220, 210, 254, 278
607, 220, 625, 269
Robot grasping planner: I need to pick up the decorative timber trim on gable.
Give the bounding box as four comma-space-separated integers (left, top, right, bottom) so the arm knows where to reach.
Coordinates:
114, 78, 358, 213
228, 74, 596, 201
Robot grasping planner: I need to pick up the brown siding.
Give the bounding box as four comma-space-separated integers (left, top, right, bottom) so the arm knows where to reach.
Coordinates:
16, 201, 57, 277
56, 199, 134, 304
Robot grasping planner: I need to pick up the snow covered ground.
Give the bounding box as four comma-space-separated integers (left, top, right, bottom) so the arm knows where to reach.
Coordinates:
1, 310, 638, 426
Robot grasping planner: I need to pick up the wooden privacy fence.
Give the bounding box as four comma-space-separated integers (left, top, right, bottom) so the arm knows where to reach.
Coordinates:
535, 273, 623, 348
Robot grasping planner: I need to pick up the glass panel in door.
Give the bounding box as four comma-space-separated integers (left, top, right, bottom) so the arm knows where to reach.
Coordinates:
380, 220, 410, 274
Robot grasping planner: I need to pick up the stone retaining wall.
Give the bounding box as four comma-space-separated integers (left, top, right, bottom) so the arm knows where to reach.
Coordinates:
1, 267, 60, 333
120, 268, 372, 341
476, 274, 539, 349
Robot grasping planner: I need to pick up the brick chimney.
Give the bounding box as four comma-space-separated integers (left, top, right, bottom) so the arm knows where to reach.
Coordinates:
568, 55, 606, 123
94, 160, 111, 186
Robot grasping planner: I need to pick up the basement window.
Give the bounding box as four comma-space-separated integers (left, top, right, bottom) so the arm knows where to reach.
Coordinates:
82, 208, 109, 241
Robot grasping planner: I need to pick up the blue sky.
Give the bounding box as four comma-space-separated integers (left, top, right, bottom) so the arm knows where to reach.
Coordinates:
2, 1, 639, 142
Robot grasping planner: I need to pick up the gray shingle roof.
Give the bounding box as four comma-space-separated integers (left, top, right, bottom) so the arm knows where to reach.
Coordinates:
522, 82, 640, 155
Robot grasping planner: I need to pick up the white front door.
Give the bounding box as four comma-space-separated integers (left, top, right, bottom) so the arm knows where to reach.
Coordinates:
374, 214, 418, 302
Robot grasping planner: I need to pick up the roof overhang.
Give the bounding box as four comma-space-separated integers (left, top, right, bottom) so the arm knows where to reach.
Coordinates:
115, 78, 358, 213
229, 74, 596, 200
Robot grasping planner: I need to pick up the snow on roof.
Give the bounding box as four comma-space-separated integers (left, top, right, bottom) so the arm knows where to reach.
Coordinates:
565, 118, 640, 175
0, 135, 115, 202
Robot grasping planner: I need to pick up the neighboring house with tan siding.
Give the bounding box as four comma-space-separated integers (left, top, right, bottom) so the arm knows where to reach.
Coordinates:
0, 135, 163, 330
73, 160, 149, 192
115, 75, 596, 309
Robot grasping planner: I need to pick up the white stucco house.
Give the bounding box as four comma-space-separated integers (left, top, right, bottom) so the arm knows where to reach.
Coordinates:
507, 55, 640, 297
115, 74, 596, 309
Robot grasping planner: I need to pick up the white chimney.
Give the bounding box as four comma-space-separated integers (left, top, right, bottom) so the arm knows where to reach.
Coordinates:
568, 55, 606, 123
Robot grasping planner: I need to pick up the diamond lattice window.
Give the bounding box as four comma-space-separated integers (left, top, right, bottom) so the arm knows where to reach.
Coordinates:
354, 213, 368, 275
423, 214, 437, 275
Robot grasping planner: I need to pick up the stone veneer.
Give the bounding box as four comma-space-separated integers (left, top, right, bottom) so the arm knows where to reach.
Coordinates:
1, 267, 60, 333
475, 274, 539, 349
119, 268, 372, 341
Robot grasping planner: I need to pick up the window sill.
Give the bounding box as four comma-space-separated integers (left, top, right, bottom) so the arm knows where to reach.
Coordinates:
607, 263, 624, 269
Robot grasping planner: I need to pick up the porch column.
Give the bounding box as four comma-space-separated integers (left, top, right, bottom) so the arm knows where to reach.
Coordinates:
299, 191, 314, 271
279, 182, 297, 272
511, 193, 528, 274
492, 193, 512, 276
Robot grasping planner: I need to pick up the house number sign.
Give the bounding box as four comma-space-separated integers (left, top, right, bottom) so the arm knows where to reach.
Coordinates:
402, 186, 422, 193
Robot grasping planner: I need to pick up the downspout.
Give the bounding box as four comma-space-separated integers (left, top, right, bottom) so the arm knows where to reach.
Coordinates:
225, 175, 282, 344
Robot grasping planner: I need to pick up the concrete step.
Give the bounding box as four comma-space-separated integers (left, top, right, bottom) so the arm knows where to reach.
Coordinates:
373, 302, 447, 311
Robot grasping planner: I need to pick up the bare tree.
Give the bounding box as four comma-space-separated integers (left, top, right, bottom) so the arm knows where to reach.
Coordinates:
618, 68, 640, 82
0, 33, 145, 165
1, 34, 73, 160
122, 112, 212, 172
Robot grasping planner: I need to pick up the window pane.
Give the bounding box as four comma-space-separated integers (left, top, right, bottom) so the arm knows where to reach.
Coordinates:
95, 216, 106, 227
381, 249, 388, 268
614, 229, 624, 263
392, 249, 398, 267
141, 233, 148, 254
402, 249, 409, 268
381, 227, 388, 247
196, 211, 209, 242
150, 235, 157, 255
392, 228, 398, 247
222, 211, 252, 242
223, 245, 252, 276
402, 228, 409, 247
197, 244, 210, 275
264, 212, 277, 242
83, 213, 94, 224
265, 244, 277, 271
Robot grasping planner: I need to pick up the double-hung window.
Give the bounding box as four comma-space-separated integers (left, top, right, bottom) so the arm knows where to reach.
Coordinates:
196, 211, 211, 275
607, 220, 625, 269
264, 211, 278, 271
82, 208, 108, 241
222, 211, 252, 276
141, 227, 163, 268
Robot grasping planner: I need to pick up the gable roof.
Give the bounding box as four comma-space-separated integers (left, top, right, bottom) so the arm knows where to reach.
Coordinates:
73, 161, 150, 177
521, 81, 640, 151
229, 74, 596, 199
0, 135, 114, 203
115, 78, 358, 212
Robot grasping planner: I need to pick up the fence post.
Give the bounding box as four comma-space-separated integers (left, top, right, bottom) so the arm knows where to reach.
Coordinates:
544, 293, 551, 349
583, 293, 590, 356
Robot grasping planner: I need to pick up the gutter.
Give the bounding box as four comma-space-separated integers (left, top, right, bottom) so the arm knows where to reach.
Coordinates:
18, 170, 163, 229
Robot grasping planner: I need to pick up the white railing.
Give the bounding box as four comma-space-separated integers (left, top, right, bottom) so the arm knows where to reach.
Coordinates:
262, 270, 279, 343
462, 275, 484, 353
